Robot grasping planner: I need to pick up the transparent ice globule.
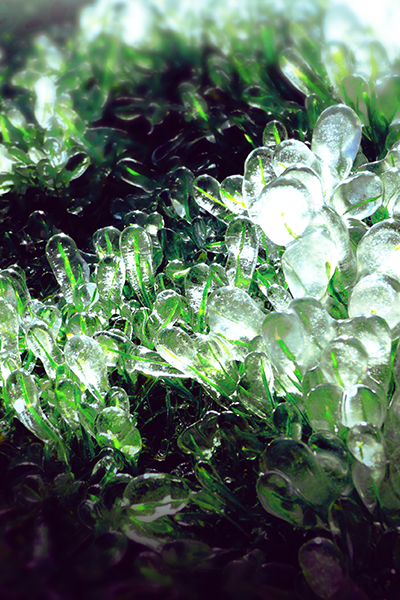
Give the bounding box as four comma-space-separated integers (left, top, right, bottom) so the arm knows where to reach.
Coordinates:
258, 176, 315, 247
46, 233, 90, 304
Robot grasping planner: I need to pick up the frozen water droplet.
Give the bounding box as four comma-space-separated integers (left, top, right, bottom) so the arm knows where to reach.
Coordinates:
280, 48, 325, 98
320, 335, 369, 389
93, 226, 121, 258
34, 76, 56, 129
261, 438, 329, 505
184, 263, 227, 333
310, 432, 351, 497
357, 219, 400, 283
348, 273, 400, 336
262, 120, 287, 150
96, 254, 126, 313
122, 472, 191, 522
220, 175, 247, 215
55, 378, 81, 429
65, 312, 102, 338
340, 384, 384, 429
156, 326, 198, 377
321, 42, 353, 92
262, 311, 305, 393
105, 386, 130, 414
177, 411, 220, 459
335, 315, 391, 368
266, 283, 292, 312
225, 217, 258, 290
0, 298, 20, 361
6, 370, 65, 458
347, 423, 387, 471
207, 286, 265, 343
27, 300, 62, 338
299, 537, 349, 600
272, 139, 321, 177
257, 470, 311, 527
282, 227, 338, 301
305, 384, 342, 433
193, 174, 230, 220
312, 104, 362, 195
329, 172, 383, 220
46, 233, 90, 304
120, 225, 155, 308
258, 176, 315, 246
26, 324, 63, 379
290, 297, 334, 354
237, 351, 274, 419
243, 147, 275, 223
280, 165, 324, 210
65, 334, 109, 397
125, 344, 187, 379
95, 406, 141, 459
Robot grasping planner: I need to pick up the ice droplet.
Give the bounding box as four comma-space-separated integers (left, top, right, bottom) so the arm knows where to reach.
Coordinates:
258, 176, 315, 246
46, 233, 90, 304
65, 334, 109, 397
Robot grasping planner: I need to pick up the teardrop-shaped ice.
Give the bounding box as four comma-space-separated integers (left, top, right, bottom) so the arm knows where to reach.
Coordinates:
347, 423, 386, 471
335, 315, 391, 368
207, 286, 265, 343
65, 334, 109, 397
266, 283, 292, 311
95, 406, 142, 459
258, 176, 315, 246
225, 217, 258, 290
96, 254, 126, 312
145, 289, 185, 342
321, 42, 353, 92
272, 139, 321, 177
261, 438, 330, 505
280, 166, 324, 210
348, 273, 400, 336
282, 227, 338, 301
299, 538, 349, 600
6, 370, 65, 457
257, 471, 310, 527
34, 76, 56, 129
26, 323, 63, 379
340, 384, 384, 429
242, 147, 275, 223
156, 326, 198, 377
328, 172, 383, 220
280, 48, 326, 99
237, 351, 274, 419
92, 226, 121, 258
311, 104, 362, 195
262, 120, 288, 150
105, 386, 130, 414
193, 174, 230, 220
120, 225, 155, 308
305, 384, 342, 433
262, 310, 306, 391
1, 265, 31, 315
356, 219, 400, 283
320, 336, 369, 390
220, 175, 247, 215
125, 344, 187, 379
0, 298, 20, 360
55, 378, 81, 429
46, 233, 90, 304
184, 263, 212, 333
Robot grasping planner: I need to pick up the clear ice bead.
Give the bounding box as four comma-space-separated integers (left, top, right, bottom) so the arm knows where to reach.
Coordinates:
46, 233, 90, 303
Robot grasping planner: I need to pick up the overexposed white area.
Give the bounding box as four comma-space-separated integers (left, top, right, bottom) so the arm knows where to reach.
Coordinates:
78, 0, 400, 62
329, 0, 400, 61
